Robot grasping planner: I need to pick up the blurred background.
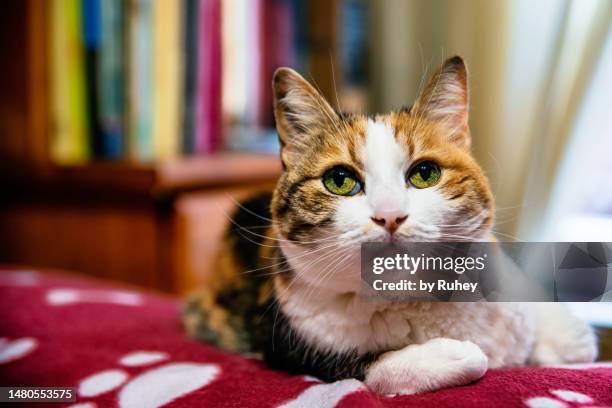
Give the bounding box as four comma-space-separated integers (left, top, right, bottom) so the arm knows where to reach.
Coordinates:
0, 0, 611, 301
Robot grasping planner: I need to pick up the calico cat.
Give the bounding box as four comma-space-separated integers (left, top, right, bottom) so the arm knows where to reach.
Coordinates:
184, 56, 597, 395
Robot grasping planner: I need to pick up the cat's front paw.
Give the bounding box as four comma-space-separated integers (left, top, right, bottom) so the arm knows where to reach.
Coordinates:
365, 338, 488, 395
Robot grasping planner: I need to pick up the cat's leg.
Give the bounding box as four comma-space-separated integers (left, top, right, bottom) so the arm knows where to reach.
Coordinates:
364, 338, 488, 395
183, 288, 244, 352
529, 303, 597, 365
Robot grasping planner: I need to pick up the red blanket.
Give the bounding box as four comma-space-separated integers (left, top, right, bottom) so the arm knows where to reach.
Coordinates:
1, 269, 611, 408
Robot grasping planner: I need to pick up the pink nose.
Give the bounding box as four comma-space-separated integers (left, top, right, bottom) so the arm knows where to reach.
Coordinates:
371, 210, 408, 234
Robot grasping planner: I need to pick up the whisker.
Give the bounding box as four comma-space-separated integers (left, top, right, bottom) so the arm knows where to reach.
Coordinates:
242, 240, 347, 276
215, 202, 342, 246
224, 193, 279, 225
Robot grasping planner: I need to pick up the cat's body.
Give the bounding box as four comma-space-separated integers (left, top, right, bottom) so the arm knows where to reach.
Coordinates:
184, 57, 596, 394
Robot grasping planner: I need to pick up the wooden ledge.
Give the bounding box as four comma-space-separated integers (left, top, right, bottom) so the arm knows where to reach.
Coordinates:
1, 153, 282, 204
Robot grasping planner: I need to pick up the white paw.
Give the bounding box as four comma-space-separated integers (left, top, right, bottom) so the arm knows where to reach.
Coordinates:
365, 338, 488, 395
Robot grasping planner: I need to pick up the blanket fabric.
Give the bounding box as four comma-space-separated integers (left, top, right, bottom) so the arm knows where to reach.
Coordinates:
0, 269, 611, 408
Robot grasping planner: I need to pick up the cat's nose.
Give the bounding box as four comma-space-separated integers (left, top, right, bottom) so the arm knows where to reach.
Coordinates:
371, 210, 408, 234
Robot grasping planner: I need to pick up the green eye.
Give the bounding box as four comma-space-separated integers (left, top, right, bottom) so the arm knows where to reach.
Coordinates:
407, 161, 441, 189
323, 166, 362, 196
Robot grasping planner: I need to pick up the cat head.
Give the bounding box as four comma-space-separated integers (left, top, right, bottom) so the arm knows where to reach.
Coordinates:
271, 57, 494, 287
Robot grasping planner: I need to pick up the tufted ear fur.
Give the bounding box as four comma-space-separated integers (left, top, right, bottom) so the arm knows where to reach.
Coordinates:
272, 68, 339, 168
411, 56, 470, 149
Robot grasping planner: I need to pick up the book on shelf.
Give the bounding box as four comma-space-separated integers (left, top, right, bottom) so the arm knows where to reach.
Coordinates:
83, 0, 103, 157
338, 0, 369, 114
195, 0, 222, 154
181, 0, 200, 155
49, 0, 90, 164
126, 0, 154, 161
152, 0, 183, 159
99, 0, 126, 159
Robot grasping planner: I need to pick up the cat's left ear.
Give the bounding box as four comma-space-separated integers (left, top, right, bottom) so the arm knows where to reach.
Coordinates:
411, 56, 470, 149
272, 68, 339, 168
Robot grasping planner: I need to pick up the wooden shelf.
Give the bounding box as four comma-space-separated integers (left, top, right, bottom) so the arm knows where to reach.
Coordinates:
1, 152, 282, 204
154, 152, 281, 196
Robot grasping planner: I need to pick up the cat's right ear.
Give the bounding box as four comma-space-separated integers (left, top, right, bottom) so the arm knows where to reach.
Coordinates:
273, 68, 338, 168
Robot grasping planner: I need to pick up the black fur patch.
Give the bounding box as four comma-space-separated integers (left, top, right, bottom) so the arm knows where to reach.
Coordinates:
229, 192, 273, 270
265, 304, 379, 381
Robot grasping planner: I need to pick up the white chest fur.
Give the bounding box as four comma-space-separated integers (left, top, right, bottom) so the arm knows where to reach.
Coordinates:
275, 278, 536, 368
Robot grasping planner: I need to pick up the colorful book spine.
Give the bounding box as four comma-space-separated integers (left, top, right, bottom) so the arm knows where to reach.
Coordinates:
195, 0, 222, 153
127, 0, 154, 161
83, 0, 103, 157
152, 0, 183, 159
49, 0, 89, 164
243, 0, 263, 127
340, 0, 368, 87
261, 0, 295, 127
289, 0, 308, 74
182, 0, 200, 154
221, 0, 248, 126
99, 0, 125, 159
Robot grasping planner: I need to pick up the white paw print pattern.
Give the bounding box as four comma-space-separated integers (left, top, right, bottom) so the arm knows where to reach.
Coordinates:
279, 378, 365, 408
46, 288, 143, 307
70, 351, 220, 408
0, 337, 38, 364
525, 389, 607, 408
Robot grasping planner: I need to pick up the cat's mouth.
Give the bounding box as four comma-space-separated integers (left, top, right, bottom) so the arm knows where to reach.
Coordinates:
383, 233, 400, 244
355, 221, 431, 244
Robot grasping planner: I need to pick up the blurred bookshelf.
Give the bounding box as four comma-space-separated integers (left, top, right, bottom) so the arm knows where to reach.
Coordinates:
0, 0, 359, 166
0, 0, 369, 293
